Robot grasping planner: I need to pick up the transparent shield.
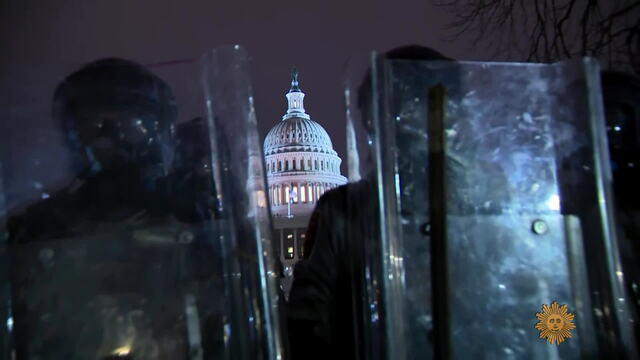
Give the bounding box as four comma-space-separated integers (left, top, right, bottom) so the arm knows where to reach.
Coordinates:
345, 56, 638, 359
0, 46, 283, 360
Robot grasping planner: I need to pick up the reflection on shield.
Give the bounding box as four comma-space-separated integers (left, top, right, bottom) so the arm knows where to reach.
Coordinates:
343, 56, 637, 359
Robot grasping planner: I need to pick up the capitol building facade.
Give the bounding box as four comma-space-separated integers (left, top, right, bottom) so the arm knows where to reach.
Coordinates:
264, 69, 346, 275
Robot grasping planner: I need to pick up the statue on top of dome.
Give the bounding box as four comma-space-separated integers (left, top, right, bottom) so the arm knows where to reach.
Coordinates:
290, 66, 300, 92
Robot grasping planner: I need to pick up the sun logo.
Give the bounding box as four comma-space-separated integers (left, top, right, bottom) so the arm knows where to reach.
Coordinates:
535, 301, 576, 345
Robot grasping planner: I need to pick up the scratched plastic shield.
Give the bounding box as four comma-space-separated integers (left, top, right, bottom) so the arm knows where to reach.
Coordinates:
344, 56, 638, 359
0, 46, 283, 360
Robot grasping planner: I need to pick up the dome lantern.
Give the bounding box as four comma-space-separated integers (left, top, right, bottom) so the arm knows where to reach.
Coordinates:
283, 67, 310, 120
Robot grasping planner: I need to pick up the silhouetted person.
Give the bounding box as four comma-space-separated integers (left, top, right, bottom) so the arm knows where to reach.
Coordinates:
287, 45, 459, 360
9, 58, 177, 242
290, 48, 636, 359
7, 58, 179, 359
171, 117, 221, 223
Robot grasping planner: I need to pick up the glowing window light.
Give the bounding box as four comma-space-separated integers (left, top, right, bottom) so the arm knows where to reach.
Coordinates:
301, 186, 306, 202
308, 184, 313, 202
292, 185, 299, 203
285, 186, 290, 203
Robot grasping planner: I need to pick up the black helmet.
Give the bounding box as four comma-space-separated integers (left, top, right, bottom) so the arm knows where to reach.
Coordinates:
53, 58, 177, 174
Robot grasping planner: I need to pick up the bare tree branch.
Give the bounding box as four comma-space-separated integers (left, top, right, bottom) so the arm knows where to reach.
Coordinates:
433, 0, 640, 74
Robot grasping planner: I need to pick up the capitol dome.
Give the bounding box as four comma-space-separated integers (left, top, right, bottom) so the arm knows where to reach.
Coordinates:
264, 68, 347, 219
264, 117, 337, 156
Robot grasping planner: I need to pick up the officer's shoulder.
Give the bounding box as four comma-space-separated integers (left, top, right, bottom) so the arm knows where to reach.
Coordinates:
7, 188, 80, 242
316, 181, 372, 209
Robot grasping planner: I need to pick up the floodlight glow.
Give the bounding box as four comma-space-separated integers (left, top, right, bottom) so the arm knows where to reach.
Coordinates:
547, 194, 560, 211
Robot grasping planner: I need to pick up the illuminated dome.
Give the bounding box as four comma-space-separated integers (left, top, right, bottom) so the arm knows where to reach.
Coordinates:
263, 68, 346, 219
263, 117, 337, 156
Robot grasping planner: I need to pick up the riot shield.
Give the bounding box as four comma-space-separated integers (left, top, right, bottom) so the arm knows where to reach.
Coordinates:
344, 55, 638, 359
0, 46, 283, 359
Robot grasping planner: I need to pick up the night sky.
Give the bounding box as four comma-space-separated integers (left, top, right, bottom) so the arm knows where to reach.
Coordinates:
0, 0, 492, 203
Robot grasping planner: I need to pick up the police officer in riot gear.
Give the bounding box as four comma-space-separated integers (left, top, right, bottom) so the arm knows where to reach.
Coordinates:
172, 117, 220, 223
287, 45, 457, 360
7, 58, 181, 359
9, 58, 177, 242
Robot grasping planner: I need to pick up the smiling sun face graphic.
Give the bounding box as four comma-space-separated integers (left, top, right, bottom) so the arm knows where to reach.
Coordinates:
535, 301, 576, 345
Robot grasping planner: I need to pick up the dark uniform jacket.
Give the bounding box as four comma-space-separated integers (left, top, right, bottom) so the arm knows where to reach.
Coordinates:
287, 180, 382, 360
